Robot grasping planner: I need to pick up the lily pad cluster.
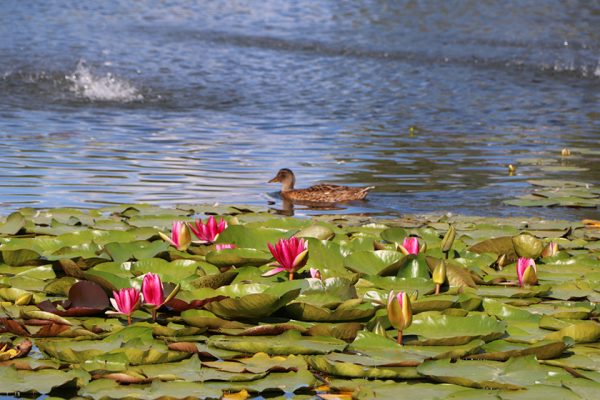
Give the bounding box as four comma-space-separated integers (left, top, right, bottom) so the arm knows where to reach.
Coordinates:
506, 179, 600, 208
1, 204, 600, 399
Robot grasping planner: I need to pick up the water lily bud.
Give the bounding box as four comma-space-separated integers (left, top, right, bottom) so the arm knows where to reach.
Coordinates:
508, 164, 517, 174
159, 221, 192, 251
541, 242, 558, 258
521, 266, 537, 286
142, 273, 164, 307
496, 254, 507, 270
441, 225, 456, 253
561, 148, 571, 156
398, 237, 419, 255
432, 260, 447, 286
517, 257, 538, 287
387, 291, 413, 331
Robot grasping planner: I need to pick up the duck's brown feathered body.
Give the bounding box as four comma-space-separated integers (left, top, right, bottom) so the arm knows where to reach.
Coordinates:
269, 168, 374, 203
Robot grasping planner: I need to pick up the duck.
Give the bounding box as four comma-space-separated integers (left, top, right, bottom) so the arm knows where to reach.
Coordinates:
268, 168, 374, 203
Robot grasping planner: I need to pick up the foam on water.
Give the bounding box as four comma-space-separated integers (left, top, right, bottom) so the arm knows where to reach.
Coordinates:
66, 62, 143, 102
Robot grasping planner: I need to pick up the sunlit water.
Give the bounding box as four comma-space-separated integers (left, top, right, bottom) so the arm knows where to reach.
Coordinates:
1, 1, 599, 220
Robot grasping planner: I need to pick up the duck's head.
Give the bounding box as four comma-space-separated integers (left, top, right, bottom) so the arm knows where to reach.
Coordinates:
268, 168, 295, 191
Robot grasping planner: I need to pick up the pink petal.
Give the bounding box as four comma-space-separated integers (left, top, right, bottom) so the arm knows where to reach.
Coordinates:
403, 237, 419, 255
267, 243, 278, 259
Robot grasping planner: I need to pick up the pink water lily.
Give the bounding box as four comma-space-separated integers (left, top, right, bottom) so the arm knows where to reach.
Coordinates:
216, 243, 236, 251
109, 287, 141, 325
190, 216, 228, 243
517, 257, 537, 287
401, 237, 420, 255
159, 221, 192, 251
262, 237, 308, 280
142, 273, 164, 321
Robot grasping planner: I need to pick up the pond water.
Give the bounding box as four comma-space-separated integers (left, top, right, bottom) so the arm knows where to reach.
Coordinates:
1, 1, 599, 219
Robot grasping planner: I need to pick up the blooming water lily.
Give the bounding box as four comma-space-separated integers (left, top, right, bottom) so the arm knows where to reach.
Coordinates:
190, 216, 227, 243
109, 287, 141, 325
262, 237, 308, 280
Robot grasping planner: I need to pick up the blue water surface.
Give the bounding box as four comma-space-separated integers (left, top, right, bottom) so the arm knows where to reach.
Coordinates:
0, 1, 599, 219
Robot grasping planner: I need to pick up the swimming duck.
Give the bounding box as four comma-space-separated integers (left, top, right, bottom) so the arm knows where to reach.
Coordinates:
268, 168, 374, 203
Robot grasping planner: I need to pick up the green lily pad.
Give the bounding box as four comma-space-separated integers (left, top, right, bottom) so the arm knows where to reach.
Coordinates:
380, 227, 408, 244
512, 234, 544, 259
417, 355, 571, 389
207, 330, 347, 355
545, 321, 600, 343
0, 365, 90, 394
286, 299, 375, 322
204, 288, 300, 320
403, 313, 506, 345
205, 248, 272, 267
216, 225, 290, 251
78, 378, 222, 400
348, 331, 483, 362
468, 338, 570, 361
0, 212, 25, 235
344, 250, 405, 276
356, 276, 435, 294
295, 224, 335, 240
37, 326, 189, 365
306, 354, 419, 379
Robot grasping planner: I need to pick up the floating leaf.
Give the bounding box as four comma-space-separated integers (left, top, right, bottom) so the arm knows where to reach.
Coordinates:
403, 313, 506, 345
208, 330, 347, 355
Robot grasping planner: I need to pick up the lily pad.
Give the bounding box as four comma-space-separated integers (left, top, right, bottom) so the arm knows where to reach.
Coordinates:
417, 355, 571, 389
403, 313, 506, 345
344, 250, 405, 276
204, 288, 300, 320
205, 248, 272, 267
208, 330, 347, 355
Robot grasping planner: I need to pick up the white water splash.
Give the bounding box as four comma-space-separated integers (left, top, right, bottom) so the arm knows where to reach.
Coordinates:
66, 62, 143, 102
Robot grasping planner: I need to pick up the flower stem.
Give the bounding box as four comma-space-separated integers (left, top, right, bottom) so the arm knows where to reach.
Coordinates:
397, 330, 403, 345
152, 309, 157, 322
435, 283, 440, 295
289, 272, 294, 281
127, 315, 132, 325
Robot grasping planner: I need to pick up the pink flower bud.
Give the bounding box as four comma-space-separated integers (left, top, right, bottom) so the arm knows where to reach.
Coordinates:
142, 273, 164, 307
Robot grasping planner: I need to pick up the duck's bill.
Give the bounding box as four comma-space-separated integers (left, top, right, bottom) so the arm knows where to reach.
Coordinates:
268, 177, 280, 183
